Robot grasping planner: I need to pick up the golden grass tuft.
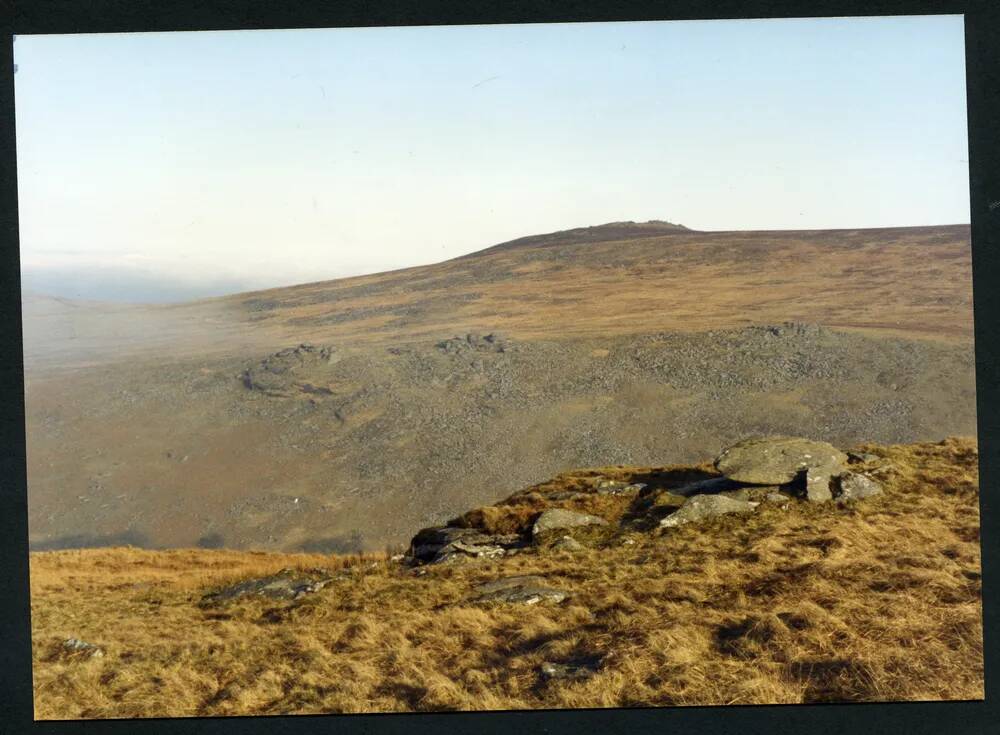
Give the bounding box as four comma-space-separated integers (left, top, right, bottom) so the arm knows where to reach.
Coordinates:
30, 438, 982, 719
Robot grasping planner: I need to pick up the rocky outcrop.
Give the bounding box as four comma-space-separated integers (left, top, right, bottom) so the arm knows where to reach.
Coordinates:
594, 480, 646, 495
240, 343, 336, 397
200, 569, 335, 605
408, 526, 524, 565
469, 575, 568, 605
406, 436, 888, 565
437, 332, 508, 355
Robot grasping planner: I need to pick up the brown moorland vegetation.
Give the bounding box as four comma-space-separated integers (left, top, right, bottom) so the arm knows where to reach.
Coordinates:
23, 223, 972, 373
30, 437, 982, 719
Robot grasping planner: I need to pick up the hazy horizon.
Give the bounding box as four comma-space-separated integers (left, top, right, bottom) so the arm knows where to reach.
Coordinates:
15, 16, 970, 304
19, 218, 972, 305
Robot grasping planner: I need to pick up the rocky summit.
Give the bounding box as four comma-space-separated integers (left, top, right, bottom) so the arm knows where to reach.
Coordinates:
715, 436, 850, 502
406, 435, 886, 566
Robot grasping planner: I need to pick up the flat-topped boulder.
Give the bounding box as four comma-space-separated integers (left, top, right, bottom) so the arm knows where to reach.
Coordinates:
715, 436, 848, 502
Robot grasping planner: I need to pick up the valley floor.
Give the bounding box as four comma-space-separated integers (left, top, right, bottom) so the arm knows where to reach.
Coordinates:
30, 438, 983, 718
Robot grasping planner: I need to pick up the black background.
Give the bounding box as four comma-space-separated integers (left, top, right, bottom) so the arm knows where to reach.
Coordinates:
1, 1, 997, 733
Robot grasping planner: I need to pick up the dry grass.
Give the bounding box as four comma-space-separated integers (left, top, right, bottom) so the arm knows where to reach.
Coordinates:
240, 226, 975, 347
30, 438, 982, 719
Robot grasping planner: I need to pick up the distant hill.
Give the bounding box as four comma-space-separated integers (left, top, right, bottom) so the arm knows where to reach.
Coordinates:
212, 222, 972, 352
21, 223, 974, 372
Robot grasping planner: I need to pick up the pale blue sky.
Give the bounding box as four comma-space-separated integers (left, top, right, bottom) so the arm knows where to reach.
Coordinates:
15, 16, 970, 302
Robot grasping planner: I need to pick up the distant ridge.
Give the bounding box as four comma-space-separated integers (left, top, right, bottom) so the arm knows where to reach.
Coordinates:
464, 219, 693, 258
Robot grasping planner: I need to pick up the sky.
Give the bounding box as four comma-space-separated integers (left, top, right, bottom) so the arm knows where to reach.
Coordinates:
14, 16, 970, 303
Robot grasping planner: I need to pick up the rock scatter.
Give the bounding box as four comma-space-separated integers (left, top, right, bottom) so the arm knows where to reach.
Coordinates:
405, 436, 884, 567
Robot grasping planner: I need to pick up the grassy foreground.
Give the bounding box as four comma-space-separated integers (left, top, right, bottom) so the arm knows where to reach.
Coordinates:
30, 438, 982, 719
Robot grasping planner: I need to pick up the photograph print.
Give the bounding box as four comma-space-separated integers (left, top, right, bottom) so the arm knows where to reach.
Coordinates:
15, 14, 983, 719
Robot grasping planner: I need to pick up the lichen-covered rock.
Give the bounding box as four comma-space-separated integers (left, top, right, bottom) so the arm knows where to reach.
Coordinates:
715, 436, 848, 487
469, 575, 568, 605
200, 571, 333, 605
408, 526, 523, 564
836, 471, 883, 501
62, 638, 104, 659
660, 494, 755, 528
532, 508, 608, 539
597, 482, 646, 496
805, 465, 835, 503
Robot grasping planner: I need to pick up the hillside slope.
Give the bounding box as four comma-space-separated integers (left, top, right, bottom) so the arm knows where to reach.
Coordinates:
221, 222, 974, 348
29, 438, 982, 718
21, 223, 977, 552
23, 223, 973, 372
